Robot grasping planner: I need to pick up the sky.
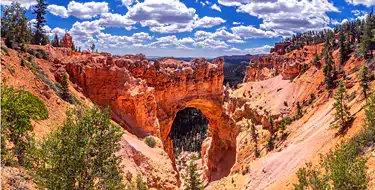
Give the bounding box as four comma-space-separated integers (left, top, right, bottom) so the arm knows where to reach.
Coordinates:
1, 0, 374, 58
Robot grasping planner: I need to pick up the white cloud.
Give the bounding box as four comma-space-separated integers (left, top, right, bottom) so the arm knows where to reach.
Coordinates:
233, 21, 243, 25
195, 39, 229, 49
218, 0, 251, 6
194, 16, 226, 28
225, 45, 273, 55
47, 5, 69, 18
51, 27, 66, 37
211, 4, 222, 12
1, 0, 37, 9
126, 0, 196, 25
244, 45, 273, 54
195, 29, 239, 41
122, 0, 139, 8
228, 39, 246, 43
346, 0, 375, 7
231, 25, 277, 39
98, 13, 136, 27
69, 20, 104, 41
235, 0, 338, 36
47, 1, 109, 19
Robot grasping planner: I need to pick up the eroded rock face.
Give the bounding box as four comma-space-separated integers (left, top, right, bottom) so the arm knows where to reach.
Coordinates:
243, 55, 302, 82
60, 33, 73, 48
60, 53, 239, 183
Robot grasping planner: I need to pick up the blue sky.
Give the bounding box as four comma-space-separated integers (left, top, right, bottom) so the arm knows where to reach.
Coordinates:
1, 0, 374, 57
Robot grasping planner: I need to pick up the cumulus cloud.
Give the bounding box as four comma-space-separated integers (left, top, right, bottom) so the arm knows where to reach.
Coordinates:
125, 0, 196, 24
194, 16, 226, 28
218, 0, 251, 6
1, 0, 37, 9
345, 0, 375, 7
233, 21, 243, 25
98, 13, 136, 27
47, 5, 69, 18
47, 1, 109, 19
236, 0, 339, 35
227, 39, 246, 43
231, 25, 277, 39
195, 29, 239, 41
69, 20, 104, 41
195, 39, 229, 49
211, 4, 222, 12
225, 45, 273, 54
124, 0, 226, 33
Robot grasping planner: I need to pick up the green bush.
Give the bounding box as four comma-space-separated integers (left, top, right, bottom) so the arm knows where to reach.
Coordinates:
1, 83, 48, 166
294, 94, 375, 190
1, 45, 10, 56
36, 49, 49, 60
28, 106, 124, 189
145, 136, 156, 148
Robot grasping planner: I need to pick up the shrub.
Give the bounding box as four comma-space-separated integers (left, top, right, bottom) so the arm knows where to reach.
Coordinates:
266, 136, 275, 152
35, 49, 49, 60
28, 106, 124, 189
293, 94, 375, 190
136, 174, 148, 190
1, 45, 10, 56
20, 59, 26, 67
1, 83, 48, 166
145, 136, 156, 148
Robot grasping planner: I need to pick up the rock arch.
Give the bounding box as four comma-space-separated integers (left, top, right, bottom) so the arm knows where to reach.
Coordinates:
62, 54, 238, 182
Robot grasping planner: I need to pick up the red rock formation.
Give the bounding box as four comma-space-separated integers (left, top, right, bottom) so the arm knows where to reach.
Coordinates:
243, 55, 302, 82
60, 33, 73, 48
60, 53, 239, 182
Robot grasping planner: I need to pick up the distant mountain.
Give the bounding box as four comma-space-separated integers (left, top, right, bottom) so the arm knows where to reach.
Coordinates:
218, 54, 254, 65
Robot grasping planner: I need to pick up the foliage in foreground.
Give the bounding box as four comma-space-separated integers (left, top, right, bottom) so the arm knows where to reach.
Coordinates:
1, 83, 48, 166
183, 156, 204, 190
294, 93, 375, 190
28, 106, 125, 190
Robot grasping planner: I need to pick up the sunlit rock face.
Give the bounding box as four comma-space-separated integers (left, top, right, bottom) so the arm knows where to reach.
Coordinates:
243, 55, 302, 82
60, 53, 239, 182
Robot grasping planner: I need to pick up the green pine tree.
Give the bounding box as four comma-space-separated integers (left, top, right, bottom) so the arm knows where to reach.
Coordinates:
32, 0, 48, 45
339, 32, 348, 65
1, 2, 32, 46
52, 33, 59, 47
332, 81, 351, 132
360, 66, 370, 99
28, 106, 125, 189
184, 157, 204, 190
360, 11, 375, 58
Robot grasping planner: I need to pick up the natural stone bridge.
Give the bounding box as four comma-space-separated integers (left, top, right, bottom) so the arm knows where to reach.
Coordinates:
61, 53, 238, 181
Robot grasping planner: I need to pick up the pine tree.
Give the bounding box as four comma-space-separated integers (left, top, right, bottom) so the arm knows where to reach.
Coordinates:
339, 31, 348, 65
90, 43, 96, 52
52, 34, 59, 47
1, 2, 32, 46
28, 106, 125, 189
360, 66, 369, 99
60, 73, 72, 102
32, 0, 48, 45
364, 94, 375, 133
71, 41, 76, 51
184, 157, 204, 190
332, 81, 351, 132
323, 43, 335, 89
360, 10, 375, 58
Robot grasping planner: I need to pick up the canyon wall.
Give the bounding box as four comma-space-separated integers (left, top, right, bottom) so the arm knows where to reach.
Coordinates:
58, 52, 239, 182
243, 55, 302, 82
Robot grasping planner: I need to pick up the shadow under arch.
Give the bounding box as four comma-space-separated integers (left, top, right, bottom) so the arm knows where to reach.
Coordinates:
161, 98, 237, 183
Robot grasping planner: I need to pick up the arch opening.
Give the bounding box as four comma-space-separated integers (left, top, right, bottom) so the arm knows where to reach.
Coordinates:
169, 107, 209, 184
